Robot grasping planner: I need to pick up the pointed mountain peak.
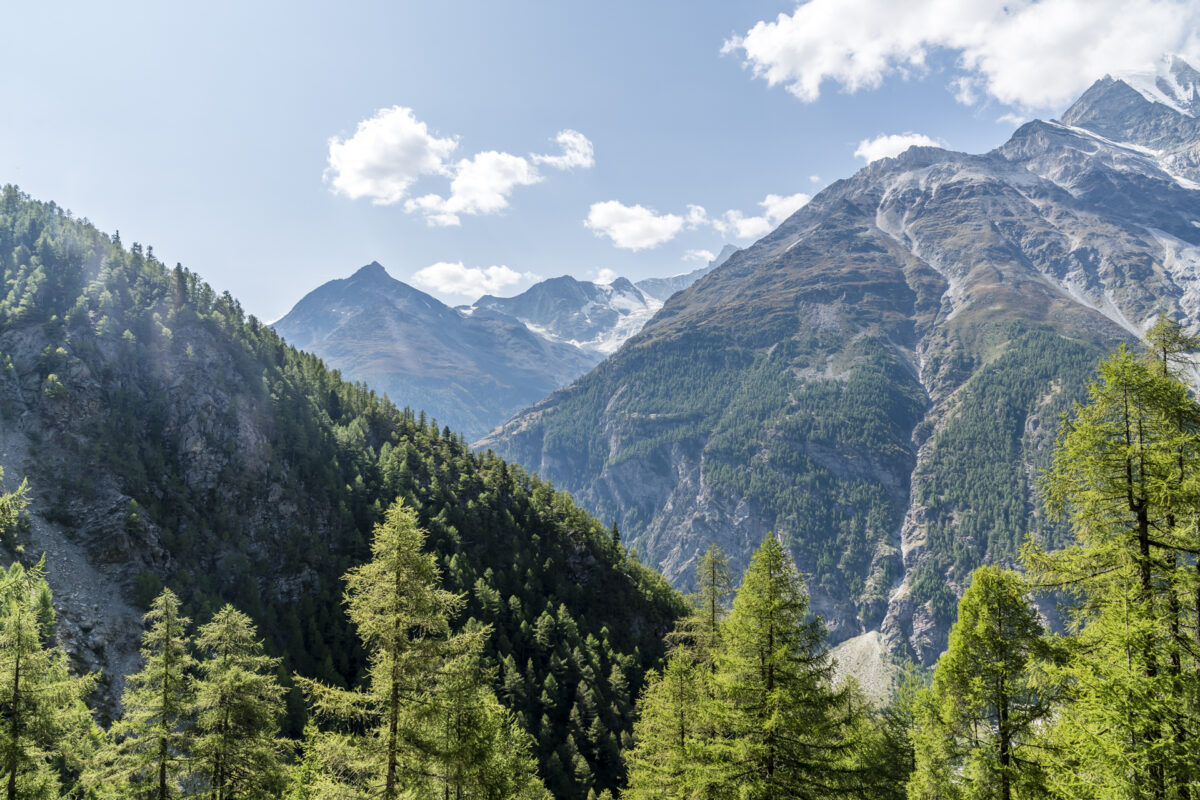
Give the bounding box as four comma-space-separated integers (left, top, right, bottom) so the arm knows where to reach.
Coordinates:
351, 261, 390, 280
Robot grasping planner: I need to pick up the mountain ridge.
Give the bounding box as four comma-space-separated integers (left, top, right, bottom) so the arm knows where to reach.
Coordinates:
480, 64, 1200, 664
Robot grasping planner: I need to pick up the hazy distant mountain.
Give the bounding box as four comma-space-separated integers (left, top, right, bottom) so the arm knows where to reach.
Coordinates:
481, 59, 1200, 665
634, 244, 738, 301
272, 262, 599, 439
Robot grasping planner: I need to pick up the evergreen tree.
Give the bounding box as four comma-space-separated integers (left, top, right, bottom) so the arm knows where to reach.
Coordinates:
705, 534, 853, 800
0, 559, 96, 800
907, 567, 1056, 800
90, 589, 194, 799
191, 604, 287, 799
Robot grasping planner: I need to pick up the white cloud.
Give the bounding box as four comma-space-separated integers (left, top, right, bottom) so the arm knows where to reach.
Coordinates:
713, 191, 811, 239
406, 151, 542, 226
585, 201, 685, 250
809, 174, 822, 183
329, 110, 593, 223
684, 249, 716, 263
724, 0, 1200, 110
325, 106, 458, 205
533, 130, 595, 170
587, 191, 812, 249
593, 268, 619, 284
997, 112, 1031, 127
410, 262, 538, 299
854, 132, 943, 163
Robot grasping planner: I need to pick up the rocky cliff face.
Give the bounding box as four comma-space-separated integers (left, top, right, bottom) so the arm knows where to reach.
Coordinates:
481, 64, 1200, 663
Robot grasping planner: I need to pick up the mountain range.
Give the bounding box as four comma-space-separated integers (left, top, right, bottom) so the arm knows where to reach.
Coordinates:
481, 55, 1200, 667
272, 247, 736, 439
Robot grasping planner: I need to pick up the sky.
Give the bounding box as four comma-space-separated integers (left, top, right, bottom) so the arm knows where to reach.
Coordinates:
3, 0, 1200, 321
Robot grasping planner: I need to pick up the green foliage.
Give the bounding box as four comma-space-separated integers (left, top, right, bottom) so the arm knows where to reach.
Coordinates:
911, 325, 1099, 629
89, 590, 194, 799
0, 186, 686, 798
0, 559, 97, 800
1024, 325, 1200, 798
191, 605, 288, 799
625, 540, 871, 800
296, 501, 548, 799
908, 567, 1057, 800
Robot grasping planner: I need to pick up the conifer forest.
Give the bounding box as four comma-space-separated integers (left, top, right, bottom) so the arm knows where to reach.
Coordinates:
8, 5, 1200, 797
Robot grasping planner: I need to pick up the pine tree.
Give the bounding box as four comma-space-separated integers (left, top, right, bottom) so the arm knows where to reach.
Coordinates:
91, 589, 194, 799
705, 534, 853, 799
907, 567, 1057, 800
0, 559, 97, 800
191, 604, 287, 799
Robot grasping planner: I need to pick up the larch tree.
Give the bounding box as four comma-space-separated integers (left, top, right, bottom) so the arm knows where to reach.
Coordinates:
91, 588, 194, 800
191, 604, 288, 800
907, 566, 1056, 800
706, 534, 853, 800
1028, 333, 1200, 798
295, 499, 548, 800
0, 559, 97, 800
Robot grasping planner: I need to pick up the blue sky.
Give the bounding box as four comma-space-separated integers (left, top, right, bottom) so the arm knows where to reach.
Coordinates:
4, 0, 1198, 320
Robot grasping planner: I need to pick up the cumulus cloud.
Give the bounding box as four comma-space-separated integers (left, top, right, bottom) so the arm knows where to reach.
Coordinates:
325, 106, 458, 205
723, 0, 1200, 110
854, 132, 943, 163
328, 109, 593, 223
406, 151, 543, 226
587, 192, 811, 249
533, 130, 595, 170
410, 262, 538, 299
713, 192, 811, 239
585, 201, 686, 250
684, 249, 717, 263
593, 268, 619, 284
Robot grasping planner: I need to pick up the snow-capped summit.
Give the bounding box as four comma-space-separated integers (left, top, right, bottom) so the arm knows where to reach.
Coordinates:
1112, 54, 1200, 118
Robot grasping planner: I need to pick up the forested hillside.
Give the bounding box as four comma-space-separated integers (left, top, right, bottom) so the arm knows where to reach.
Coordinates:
0, 186, 685, 799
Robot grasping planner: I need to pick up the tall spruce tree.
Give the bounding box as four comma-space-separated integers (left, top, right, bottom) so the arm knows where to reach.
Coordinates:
90, 589, 194, 800
191, 604, 288, 800
0, 559, 97, 800
907, 567, 1057, 800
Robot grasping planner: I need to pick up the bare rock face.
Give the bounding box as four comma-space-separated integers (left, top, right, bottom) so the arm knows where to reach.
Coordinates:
483, 64, 1200, 664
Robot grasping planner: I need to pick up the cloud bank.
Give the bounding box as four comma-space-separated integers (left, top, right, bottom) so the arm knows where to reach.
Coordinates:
723, 0, 1200, 110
